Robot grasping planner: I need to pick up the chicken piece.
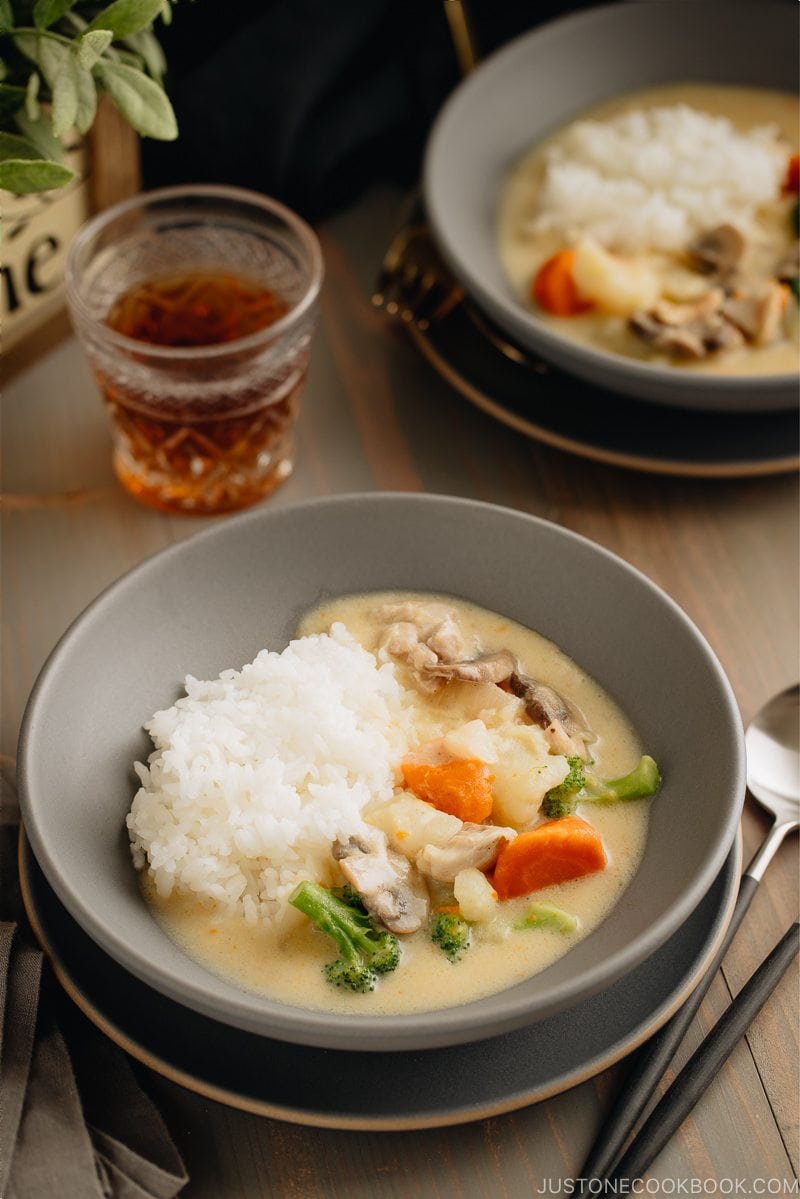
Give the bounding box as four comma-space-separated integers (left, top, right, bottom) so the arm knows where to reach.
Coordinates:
722, 281, 788, 346
377, 600, 458, 635
416, 822, 516, 883
333, 829, 429, 934
508, 673, 594, 759
376, 601, 472, 687
775, 242, 800, 282
651, 290, 726, 326
426, 614, 469, 663
379, 621, 421, 656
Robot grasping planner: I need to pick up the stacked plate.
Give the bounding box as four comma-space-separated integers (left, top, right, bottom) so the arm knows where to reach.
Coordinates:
18, 494, 745, 1127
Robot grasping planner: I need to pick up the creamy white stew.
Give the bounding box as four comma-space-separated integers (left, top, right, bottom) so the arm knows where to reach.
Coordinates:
143, 593, 658, 1016
497, 84, 799, 374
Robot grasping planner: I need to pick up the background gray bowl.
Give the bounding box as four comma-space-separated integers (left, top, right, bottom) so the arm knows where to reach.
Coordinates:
424, 1, 799, 413
18, 494, 745, 1051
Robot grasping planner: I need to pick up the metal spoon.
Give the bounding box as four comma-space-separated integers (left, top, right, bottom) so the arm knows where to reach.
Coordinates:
578, 683, 800, 1184
743, 683, 800, 881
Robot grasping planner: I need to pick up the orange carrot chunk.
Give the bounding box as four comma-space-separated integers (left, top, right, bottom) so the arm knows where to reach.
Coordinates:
492, 816, 607, 900
783, 153, 800, 194
401, 759, 494, 824
531, 249, 594, 316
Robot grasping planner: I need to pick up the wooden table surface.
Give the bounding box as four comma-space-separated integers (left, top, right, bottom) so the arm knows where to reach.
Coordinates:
3, 186, 798, 1195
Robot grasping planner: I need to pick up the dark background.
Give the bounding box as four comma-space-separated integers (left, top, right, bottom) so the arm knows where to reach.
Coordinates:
142, 0, 602, 222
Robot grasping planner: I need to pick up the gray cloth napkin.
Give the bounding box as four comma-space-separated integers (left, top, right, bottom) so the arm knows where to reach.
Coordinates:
0, 767, 189, 1199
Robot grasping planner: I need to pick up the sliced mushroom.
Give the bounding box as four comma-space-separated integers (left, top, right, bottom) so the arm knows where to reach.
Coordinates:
423, 649, 518, 685
333, 829, 429, 934
508, 673, 594, 759
628, 289, 745, 360
628, 312, 707, 359
416, 822, 516, 883
688, 224, 745, 278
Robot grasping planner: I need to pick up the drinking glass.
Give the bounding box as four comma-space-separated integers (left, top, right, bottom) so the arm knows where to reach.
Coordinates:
65, 185, 323, 515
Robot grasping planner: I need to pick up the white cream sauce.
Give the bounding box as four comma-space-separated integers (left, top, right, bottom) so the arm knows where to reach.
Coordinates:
145, 592, 652, 1015
497, 84, 799, 376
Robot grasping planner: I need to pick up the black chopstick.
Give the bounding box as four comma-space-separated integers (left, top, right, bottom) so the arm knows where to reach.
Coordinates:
577, 873, 759, 1184
607, 921, 799, 1183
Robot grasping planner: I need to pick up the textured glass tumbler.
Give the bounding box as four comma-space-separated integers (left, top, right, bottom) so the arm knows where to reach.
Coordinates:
65, 185, 323, 515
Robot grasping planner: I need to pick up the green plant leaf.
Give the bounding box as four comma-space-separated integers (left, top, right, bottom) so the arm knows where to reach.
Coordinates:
123, 28, 166, 80
52, 72, 79, 135
24, 71, 40, 120
73, 60, 96, 133
33, 0, 78, 30
14, 108, 65, 161
14, 33, 41, 66
0, 130, 45, 161
86, 0, 166, 37
0, 82, 27, 119
0, 157, 75, 193
94, 59, 176, 139
36, 34, 70, 86
77, 29, 113, 69
37, 36, 79, 136
0, 0, 13, 35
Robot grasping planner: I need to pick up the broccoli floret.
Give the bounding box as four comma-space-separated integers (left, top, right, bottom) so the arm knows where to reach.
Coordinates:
540, 755, 586, 819
289, 880, 400, 993
585, 754, 662, 804
330, 883, 368, 913
515, 903, 579, 934
541, 754, 661, 818
431, 912, 471, 962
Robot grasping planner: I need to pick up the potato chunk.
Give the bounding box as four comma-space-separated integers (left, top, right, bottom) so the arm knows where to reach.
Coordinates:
367, 793, 462, 857
572, 236, 660, 315
491, 732, 571, 826
442, 719, 497, 763
454, 867, 498, 922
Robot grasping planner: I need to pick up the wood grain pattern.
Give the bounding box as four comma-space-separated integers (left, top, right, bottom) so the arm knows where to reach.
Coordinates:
1, 185, 797, 1196
89, 94, 142, 214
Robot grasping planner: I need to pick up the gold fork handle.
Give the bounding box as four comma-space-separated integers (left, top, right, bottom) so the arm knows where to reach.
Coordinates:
443, 0, 480, 75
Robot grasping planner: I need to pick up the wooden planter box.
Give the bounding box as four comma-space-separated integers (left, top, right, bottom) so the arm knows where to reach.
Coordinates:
2, 96, 141, 362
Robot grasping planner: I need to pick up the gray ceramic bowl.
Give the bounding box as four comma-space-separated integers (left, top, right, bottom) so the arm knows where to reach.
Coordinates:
18, 494, 745, 1052
424, 1, 799, 413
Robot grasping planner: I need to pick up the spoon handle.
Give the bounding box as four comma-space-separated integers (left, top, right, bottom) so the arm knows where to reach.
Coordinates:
576, 871, 758, 1185
609, 920, 800, 1182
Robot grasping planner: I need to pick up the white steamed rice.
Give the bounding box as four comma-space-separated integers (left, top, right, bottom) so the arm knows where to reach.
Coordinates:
527, 103, 789, 254
126, 625, 414, 925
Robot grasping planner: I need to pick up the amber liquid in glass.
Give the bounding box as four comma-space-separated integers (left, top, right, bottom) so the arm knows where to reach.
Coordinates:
101, 271, 300, 514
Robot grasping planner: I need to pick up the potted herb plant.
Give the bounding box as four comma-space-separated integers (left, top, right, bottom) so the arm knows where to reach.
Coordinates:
0, 0, 178, 195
